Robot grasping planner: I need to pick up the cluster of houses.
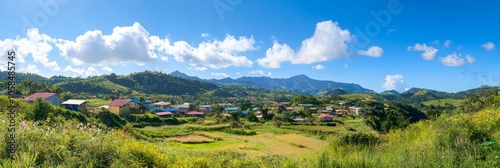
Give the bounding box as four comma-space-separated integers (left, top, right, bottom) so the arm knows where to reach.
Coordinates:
22, 92, 214, 118
23, 92, 364, 122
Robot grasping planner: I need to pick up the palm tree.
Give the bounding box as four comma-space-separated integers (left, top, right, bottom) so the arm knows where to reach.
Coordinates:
23, 80, 36, 94
36, 83, 48, 92
0, 80, 8, 90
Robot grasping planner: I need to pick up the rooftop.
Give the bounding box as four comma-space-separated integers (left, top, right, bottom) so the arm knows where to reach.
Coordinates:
152, 101, 171, 106
108, 99, 131, 106
26, 93, 57, 101
156, 112, 173, 116
61, 99, 87, 105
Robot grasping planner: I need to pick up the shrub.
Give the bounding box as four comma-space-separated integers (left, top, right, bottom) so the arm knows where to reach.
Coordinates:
97, 110, 127, 128
338, 132, 380, 146
223, 129, 257, 136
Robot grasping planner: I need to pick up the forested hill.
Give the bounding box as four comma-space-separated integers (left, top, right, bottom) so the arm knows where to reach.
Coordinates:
0, 71, 218, 95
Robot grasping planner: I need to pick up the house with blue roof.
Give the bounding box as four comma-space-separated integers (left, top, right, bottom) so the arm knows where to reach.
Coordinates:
224, 107, 240, 113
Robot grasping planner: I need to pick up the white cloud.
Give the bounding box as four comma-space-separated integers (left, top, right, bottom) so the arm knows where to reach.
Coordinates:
194, 67, 208, 71
102, 66, 113, 72
86, 67, 101, 76
0, 28, 60, 71
54, 22, 162, 66
408, 43, 438, 60
257, 20, 356, 68
440, 52, 465, 66
63, 66, 85, 74
465, 54, 476, 63
267, 72, 272, 76
250, 70, 265, 75
358, 46, 383, 57
256, 42, 294, 68
444, 39, 451, 48
313, 64, 325, 70
482, 42, 495, 51
0, 65, 5, 71
383, 74, 407, 92
168, 34, 255, 69
50, 22, 255, 69
201, 33, 210, 38
235, 72, 241, 75
211, 72, 229, 78
21, 64, 41, 73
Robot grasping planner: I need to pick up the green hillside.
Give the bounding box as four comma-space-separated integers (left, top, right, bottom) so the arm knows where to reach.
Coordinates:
423, 99, 465, 107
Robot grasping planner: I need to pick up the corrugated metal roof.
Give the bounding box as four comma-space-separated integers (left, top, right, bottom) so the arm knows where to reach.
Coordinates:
108, 99, 131, 106
61, 99, 86, 105
26, 93, 56, 101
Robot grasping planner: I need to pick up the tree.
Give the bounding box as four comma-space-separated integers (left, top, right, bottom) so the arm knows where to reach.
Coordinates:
49, 85, 64, 94
33, 98, 53, 121
229, 111, 243, 128
139, 97, 145, 105
261, 108, 274, 121
246, 112, 259, 122
0, 80, 8, 90
277, 105, 286, 114
61, 92, 73, 102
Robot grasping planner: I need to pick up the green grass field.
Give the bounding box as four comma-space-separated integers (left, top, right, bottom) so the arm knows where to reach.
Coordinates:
423, 98, 465, 107
86, 98, 111, 107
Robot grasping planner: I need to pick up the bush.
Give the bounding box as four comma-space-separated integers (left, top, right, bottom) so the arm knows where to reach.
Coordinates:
97, 110, 127, 128
338, 132, 380, 146
223, 129, 257, 136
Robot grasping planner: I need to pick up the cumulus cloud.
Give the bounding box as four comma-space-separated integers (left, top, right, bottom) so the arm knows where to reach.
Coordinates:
86, 67, 101, 76
211, 72, 229, 78
482, 42, 495, 51
63, 66, 85, 75
444, 39, 451, 48
358, 46, 383, 57
168, 34, 255, 69
466, 54, 476, 63
313, 64, 325, 70
102, 66, 113, 72
0, 65, 5, 71
267, 72, 272, 76
53, 22, 164, 66
408, 43, 438, 60
22, 64, 41, 73
440, 52, 465, 66
383, 74, 407, 92
256, 42, 294, 68
0, 29, 60, 71
257, 20, 378, 68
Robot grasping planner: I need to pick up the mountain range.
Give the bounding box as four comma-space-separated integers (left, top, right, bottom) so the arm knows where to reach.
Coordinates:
1, 70, 498, 103
169, 71, 373, 95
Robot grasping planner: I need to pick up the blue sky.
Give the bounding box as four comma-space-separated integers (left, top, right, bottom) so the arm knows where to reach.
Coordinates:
1, 0, 499, 93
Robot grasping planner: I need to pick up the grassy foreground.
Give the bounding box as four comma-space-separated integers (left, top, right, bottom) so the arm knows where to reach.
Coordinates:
0, 99, 499, 167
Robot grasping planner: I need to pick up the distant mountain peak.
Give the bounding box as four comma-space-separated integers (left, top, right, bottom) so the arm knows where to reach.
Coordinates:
169, 71, 201, 81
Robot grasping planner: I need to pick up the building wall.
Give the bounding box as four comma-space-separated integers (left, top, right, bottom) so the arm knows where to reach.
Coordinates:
79, 103, 88, 113
109, 106, 121, 116
46, 95, 60, 106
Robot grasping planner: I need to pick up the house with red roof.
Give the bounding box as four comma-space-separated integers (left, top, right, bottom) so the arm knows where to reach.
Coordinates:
25, 93, 60, 106
108, 99, 131, 117
318, 114, 334, 122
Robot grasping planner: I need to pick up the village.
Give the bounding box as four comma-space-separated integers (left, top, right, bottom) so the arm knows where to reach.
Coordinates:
22, 92, 364, 123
